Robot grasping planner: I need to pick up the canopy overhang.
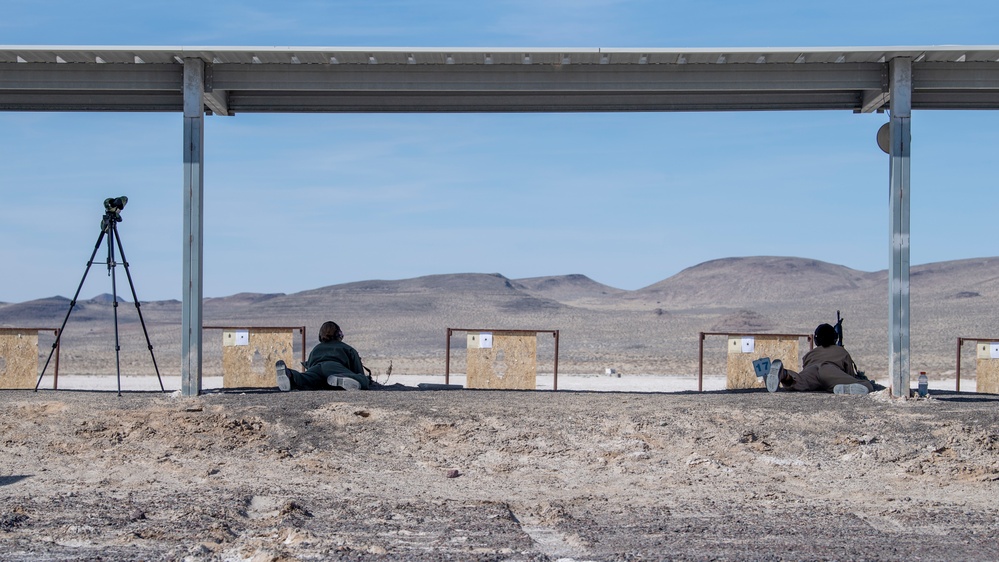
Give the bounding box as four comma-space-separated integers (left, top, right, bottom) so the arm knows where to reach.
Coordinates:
3, 46, 999, 114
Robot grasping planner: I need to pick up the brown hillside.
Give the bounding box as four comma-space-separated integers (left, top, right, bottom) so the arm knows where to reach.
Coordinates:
2, 257, 997, 381
635, 256, 878, 307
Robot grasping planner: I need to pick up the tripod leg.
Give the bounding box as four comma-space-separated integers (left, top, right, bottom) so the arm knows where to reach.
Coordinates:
35, 227, 107, 391
108, 226, 123, 397
112, 222, 166, 392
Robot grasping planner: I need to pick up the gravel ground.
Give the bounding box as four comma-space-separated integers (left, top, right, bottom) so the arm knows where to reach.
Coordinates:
2, 385, 998, 561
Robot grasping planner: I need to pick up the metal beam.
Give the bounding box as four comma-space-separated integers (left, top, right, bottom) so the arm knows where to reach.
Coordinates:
912, 90, 999, 109
860, 90, 889, 113
0, 91, 181, 111
0, 62, 181, 89
182, 58, 205, 397
202, 63, 230, 116
203, 89, 229, 116
888, 57, 912, 398
913, 62, 999, 89
210, 62, 886, 92
223, 90, 866, 113
859, 62, 890, 113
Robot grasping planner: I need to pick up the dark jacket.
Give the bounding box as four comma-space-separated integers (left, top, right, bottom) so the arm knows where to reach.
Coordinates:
305, 340, 365, 375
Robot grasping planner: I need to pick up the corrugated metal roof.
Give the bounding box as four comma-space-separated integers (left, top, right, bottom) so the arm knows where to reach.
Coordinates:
2, 45, 998, 114
2, 45, 998, 65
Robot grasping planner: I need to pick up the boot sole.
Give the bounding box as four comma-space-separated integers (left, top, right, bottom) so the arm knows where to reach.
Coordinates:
327, 376, 361, 391
275, 360, 292, 392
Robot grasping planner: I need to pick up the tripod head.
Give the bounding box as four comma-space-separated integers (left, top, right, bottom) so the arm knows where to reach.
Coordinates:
101, 196, 128, 231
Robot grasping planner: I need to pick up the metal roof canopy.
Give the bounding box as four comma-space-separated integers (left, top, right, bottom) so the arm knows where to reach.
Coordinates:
4, 45, 998, 397
3, 45, 999, 113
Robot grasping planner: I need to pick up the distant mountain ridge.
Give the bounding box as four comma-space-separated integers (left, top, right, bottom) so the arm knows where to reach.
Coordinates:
5, 256, 997, 309
2, 256, 997, 377
304, 272, 521, 295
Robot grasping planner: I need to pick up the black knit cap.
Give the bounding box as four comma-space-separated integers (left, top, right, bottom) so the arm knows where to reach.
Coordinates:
814, 323, 838, 347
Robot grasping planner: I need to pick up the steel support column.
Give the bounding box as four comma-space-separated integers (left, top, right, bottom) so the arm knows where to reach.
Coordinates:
888, 57, 912, 398
182, 58, 205, 396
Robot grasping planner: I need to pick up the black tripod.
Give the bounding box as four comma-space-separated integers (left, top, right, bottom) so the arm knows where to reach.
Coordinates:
35, 197, 164, 396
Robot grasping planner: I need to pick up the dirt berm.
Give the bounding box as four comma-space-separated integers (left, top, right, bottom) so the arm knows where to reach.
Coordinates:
1, 386, 998, 561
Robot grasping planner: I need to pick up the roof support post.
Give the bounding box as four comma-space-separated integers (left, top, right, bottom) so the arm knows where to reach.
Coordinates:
182, 58, 205, 396
888, 57, 912, 398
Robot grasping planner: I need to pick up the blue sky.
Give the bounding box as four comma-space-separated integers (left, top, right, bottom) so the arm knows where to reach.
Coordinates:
1, 1, 997, 302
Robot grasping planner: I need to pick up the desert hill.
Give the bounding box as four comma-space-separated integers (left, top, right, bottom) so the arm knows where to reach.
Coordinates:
635, 256, 880, 306
2, 256, 997, 381
512, 273, 626, 306
907, 257, 999, 298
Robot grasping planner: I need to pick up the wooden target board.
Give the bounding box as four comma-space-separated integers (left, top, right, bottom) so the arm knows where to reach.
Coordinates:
976, 342, 999, 394
221, 328, 296, 388
0, 329, 39, 389
466, 331, 537, 390
726, 335, 800, 390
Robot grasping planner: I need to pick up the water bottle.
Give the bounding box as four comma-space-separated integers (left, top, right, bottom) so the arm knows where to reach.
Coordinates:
917, 371, 928, 398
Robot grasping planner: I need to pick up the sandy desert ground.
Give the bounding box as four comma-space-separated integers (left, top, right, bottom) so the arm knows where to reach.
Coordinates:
2, 378, 998, 561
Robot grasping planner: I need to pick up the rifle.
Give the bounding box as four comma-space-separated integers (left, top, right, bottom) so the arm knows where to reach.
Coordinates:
833, 310, 865, 378
834, 310, 844, 347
